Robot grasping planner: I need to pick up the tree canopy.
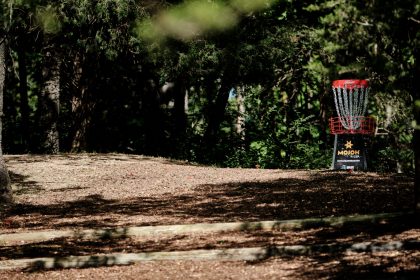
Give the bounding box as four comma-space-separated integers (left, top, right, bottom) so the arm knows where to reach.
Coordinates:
0, 0, 418, 177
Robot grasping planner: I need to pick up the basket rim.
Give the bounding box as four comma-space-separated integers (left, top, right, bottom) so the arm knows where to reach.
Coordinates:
332, 79, 369, 89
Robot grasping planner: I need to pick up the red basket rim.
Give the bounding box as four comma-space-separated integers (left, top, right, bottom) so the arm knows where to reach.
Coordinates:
332, 79, 369, 89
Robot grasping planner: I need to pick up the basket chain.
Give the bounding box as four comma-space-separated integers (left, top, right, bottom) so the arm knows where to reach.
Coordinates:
332, 85, 369, 130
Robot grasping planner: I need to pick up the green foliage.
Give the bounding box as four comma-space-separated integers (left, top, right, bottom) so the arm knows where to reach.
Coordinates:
301, 0, 418, 172
136, 1, 238, 42
231, 0, 276, 13
415, 100, 420, 131
136, 0, 279, 42
1, 0, 418, 173
36, 5, 62, 34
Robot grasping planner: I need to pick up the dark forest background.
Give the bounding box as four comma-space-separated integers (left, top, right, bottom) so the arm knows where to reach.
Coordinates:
1, 0, 419, 172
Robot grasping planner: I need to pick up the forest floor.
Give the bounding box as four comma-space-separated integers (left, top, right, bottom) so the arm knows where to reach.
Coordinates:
0, 154, 419, 279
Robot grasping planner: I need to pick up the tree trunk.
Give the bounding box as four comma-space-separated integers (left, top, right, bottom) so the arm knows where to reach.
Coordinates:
71, 54, 93, 152
414, 51, 420, 211
319, 78, 329, 150
415, 120, 420, 211
204, 80, 232, 146
412, 49, 420, 211
172, 81, 187, 154
143, 79, 165, 156
71, 92, 92, 152
17, 46, 29, 151
236, 85, 245, 141
0, 39, 12, 205
40, 50, 61, 154
203, 43, 237, 149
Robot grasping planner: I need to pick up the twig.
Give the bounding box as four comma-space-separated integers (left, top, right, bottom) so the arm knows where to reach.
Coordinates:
409, 17, 420, 24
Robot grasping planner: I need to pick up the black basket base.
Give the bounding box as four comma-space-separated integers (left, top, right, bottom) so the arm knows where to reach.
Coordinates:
331, 134, 369, 170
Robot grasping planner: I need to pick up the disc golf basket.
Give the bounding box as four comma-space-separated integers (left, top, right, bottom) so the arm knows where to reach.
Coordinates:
329, 80, 375, 170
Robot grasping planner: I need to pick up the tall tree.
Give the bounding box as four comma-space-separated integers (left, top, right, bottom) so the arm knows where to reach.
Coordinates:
0, 1, 12, 205
17, 43, 30, 151
69, 52, 92, 152
39, 48, 61, 153
405, 0, 420, 211
414, 49, 420, 211
35, 4, 63, 154
415, 101, 420, 211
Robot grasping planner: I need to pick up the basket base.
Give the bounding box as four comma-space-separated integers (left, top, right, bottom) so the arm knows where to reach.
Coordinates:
332, 134, 369, 170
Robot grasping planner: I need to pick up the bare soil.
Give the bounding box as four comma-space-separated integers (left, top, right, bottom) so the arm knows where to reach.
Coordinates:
0, 154, 419, 279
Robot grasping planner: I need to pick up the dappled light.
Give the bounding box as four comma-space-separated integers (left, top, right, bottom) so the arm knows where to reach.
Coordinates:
1, 0, 419, 278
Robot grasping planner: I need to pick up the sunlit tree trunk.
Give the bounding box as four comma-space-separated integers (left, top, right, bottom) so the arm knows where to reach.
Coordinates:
40, 50, 61, 154
236, 85, 245, 140
0, 39, 12, 205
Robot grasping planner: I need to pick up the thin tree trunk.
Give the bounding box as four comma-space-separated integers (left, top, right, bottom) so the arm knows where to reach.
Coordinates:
318, 77, 329, 150
284, 74, 300, 165
0, 39, 12, 205
40, 50, 60, 154
17, 46, 29, 151
414, 51, 420, 211
172, 81, 187, 154
415, 121, 420, 211
236, 85, 245, 141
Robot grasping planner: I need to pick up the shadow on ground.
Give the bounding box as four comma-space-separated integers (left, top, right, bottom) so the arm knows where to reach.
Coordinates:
1, 218, 419, 278
4, 172, 414, 229
9, 171, 44, 195
1, 171, 418, 278
1, 215, 419, 260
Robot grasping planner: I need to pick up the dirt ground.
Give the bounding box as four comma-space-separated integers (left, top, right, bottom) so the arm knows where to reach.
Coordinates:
0, 154, 419, 279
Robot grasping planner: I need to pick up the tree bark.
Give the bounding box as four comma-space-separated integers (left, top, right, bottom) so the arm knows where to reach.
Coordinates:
415, 119, 420, 211
40, 50, 61, 154
172, 81, 187, 154
143, 78, 165, 156
414, 121, 420, 211
236, 85, 245, 140
204, 80, 232, 146
414, 50, 420, 211
0, 39, 12, 205
319, 78, 329, 150
71, 95, 92, 152
17, 46, 30, 151
203, 44, 237, 149
71, 54, 93, 152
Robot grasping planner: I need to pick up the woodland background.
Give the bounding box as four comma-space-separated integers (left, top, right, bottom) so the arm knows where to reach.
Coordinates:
1, 0, 419, 172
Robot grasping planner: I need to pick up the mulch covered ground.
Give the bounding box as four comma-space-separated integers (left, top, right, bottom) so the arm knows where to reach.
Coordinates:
0, 154, 418, 279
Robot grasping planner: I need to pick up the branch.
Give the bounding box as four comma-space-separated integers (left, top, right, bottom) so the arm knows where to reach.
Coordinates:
409, 17, 420, 24
356, 21, 373, 27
